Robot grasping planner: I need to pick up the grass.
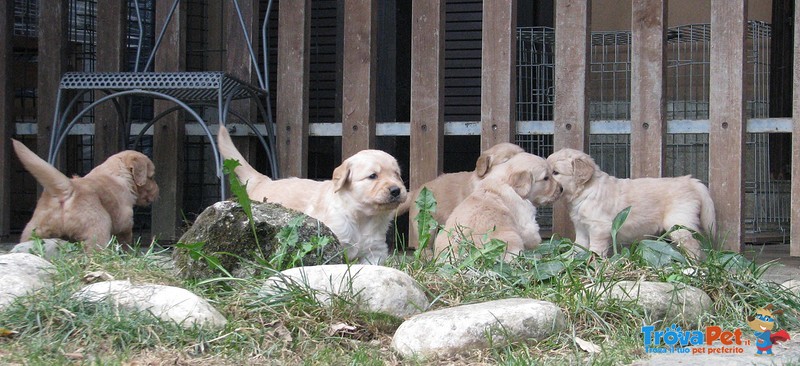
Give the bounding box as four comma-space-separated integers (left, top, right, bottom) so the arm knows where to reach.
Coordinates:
2, 198, 799, 365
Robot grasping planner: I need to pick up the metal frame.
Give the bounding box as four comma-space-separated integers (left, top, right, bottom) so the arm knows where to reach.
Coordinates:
46, 0, 279, 200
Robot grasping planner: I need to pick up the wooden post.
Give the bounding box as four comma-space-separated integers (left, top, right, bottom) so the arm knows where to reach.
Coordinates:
277, 0, 311, 177
0, 0, 12, 237
224, 1, 262, 175
410, 0, 445, 190
37, 0, 69, 161
792, 0, 800, 257
709, 0, 746, 252
630, 0, 666, 178
342, 0, 377, 158
553, 0, 591, 238
480, 0, 517, 151
94, 1, 127, 164
151, 0, 187, 241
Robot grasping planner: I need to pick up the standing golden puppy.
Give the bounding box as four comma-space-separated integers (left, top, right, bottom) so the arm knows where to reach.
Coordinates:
434, 153, 561, 260
12, 139, 158, 252
547, 148, 715, 259
217, 126, 407, 264
397, 142, 524, 247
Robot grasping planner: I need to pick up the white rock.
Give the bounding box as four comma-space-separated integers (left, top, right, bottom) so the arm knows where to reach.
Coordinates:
72, 280, 227, 329
261, 264, 428, 318
0, 253, 55, 309
11, 238, 69, 260
596, 280, 713, 326
392, 298, 566, 359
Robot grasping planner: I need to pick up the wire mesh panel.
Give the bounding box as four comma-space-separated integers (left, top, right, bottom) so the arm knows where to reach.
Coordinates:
515, 21, 787, 241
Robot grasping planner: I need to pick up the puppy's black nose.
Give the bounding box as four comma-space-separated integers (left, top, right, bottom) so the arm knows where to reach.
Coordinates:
389, 186, 401, 197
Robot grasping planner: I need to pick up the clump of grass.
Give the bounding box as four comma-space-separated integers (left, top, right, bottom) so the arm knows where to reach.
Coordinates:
2, 198, 798, 365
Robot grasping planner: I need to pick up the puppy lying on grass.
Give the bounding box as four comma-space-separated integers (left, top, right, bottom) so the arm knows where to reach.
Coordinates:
434, 153, 561, 261
13, 139, 158, 252
398, 142, 524, 248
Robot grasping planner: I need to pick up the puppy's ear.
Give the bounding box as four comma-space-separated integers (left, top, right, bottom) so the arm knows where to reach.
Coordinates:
475, 144, 523, 177
509, 170, 532, 197
573, 156, 595, 185
126, 154, 149, 186
332, 162, 351, 192
475, 154, 492, 177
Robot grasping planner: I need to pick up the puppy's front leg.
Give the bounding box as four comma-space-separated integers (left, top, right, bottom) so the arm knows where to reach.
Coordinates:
588, 228, 611, 257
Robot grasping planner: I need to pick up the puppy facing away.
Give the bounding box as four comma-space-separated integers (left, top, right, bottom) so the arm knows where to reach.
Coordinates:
398, 142, 525, 248
217, 126, 407, 264
547, 148, 715, 259
434, 153, 561, 260
12, 139, 159, 252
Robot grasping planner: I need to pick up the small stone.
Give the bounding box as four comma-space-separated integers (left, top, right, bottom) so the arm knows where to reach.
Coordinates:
392, 298, 566, 359
261, 264, 428, 318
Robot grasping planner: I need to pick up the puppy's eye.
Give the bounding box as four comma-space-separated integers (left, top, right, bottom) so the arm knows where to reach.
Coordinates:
543, 176, 549, 181
552, 171, 560, 176
368, 173, 378, 180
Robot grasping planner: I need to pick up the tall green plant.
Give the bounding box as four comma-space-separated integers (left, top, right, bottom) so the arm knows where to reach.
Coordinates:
413, 187, 439, 260
223, 159, 259, 246
610, 206, 631, 256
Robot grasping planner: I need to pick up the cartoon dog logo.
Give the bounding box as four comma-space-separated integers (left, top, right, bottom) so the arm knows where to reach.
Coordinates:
747, 304, 791, 355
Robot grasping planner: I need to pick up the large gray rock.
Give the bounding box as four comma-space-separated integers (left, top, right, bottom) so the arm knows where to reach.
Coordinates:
392, 298, 566, 359
11, 238, 69, 260
72, 280, 227, 329
0, 253, 55, 309
782, 279, 800, 296
261, 264, 428, 318
596, 281, 713, 326
173, 200, 344, 279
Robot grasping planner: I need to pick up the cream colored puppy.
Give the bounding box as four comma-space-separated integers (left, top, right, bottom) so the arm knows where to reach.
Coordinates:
434, 153, 561, 260
217, 126, 407, 264
547, 148, 715, 259
13, 139, 158, 252
397, 142, 524, 247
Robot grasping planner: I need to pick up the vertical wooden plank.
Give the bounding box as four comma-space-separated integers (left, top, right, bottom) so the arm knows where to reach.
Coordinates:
409, 0, 445, 249
630, 0, 666, 178
37, 0, 69, 160
553, 0, 591, 238
0, 0, 13, 237
480, 0, 517, 151
94, 1, 127, 165
410, 0, 445, 190
342, 0, 377, 158
224, 1, 261, 174
709, 0, 746, 252
792, 0, 800, 257
277, 0, 311, 177
151, 0, 187, 241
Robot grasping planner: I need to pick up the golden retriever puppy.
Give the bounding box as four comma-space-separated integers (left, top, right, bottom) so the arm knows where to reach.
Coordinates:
547, 148, 715, 259
217, 126, 407, 264
12, 139, 158, 252
434, 153, 561, 260
398, 142, 525, 248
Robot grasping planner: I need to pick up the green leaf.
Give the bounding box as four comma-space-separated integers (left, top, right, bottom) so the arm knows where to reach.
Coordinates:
414, 187, 440, 259
531, 260, 566, 281
635, 239, 687, 268
610, 206, 632, 256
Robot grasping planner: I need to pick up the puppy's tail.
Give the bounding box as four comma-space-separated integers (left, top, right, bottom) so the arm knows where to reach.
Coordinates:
217, 125, 267, 184
12, 139, 73, 200
694, 179, 716, 238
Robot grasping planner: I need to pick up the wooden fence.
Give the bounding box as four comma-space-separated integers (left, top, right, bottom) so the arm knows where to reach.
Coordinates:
0, 0, 797, 257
